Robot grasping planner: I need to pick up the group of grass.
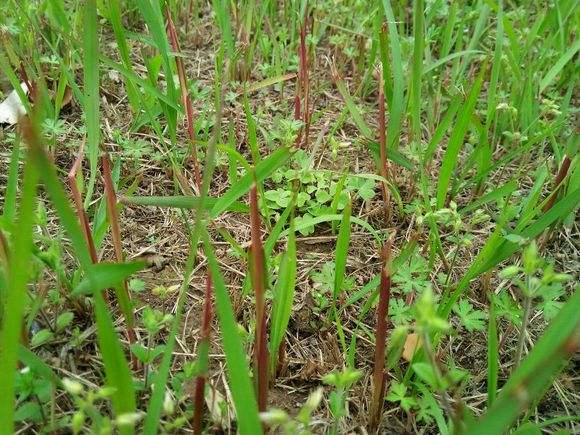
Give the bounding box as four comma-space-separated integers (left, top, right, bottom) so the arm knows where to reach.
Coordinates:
0, 0, 579, 433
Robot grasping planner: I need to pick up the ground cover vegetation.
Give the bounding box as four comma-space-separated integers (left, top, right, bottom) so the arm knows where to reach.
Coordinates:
0, 0, 578, 433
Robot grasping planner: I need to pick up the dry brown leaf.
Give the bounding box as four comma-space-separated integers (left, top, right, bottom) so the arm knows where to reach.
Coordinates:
402, 332, 422, 362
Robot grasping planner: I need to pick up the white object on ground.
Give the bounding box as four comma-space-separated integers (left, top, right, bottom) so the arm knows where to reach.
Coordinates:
0, 82, 29, 124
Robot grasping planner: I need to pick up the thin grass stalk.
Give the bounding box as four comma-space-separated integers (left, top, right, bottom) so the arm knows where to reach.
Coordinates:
249, 183, 268, 411
192, 271, 213, 435
369, 234, 393, 433
293, 94, 303, 147
102, 154, 139, 369
377, 69, 391, 223
165, 7, 202, 189
299, 18, 311, 149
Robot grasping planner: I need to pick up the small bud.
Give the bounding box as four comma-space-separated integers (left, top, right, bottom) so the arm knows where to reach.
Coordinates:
260, 409, 288, 425
115, 412, 143, 427
500, 265, 520, 279
63, 378, 83, 395
72, 411, 85, 434
163, 392, 175, 415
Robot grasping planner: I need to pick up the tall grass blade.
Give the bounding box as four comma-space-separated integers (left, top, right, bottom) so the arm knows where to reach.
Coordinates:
210, 147, 291, 219
487, 289, 498, 407
436, 63, 486, 208
270, 217, 297, 375
467, 288, 580, 435
82, 0, 100, 208
380, 0, 405, 149
0, 125, 39, 434
333, 197, 352, 301
410, 0, 424, 147
106, 0, 141, 114
25, 120, 136, 434
539, 39, 580, 93
203, 231, 262, 434
1, 135, 20, 224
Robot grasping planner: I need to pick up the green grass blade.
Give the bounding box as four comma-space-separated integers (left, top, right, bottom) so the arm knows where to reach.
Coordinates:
410, 0, 424, 146
100, 56, 180, 111
381, 0, 405, 149
539, 39, 580, 93
73, 262, 147, 296
476, 187, 580, 276
436, 63, 486, 208
212, 0, 235, 58
279, 213, 380, 242
333, 76, 372, 138
1, 135, 21, 224
135, 0, 178, 139
26, 125, 136, 434
270, 217, 297, 372
210, 147, 292, 219
460, 180, 517, 215
467, 288, 580, 435
121, 195, 249, 214
333, 198, 352, 300
0, 152, 38, 435
106, 0, 141, 113
82, 0, 100, 208
423, 94, 461, 165
203, 231, 262, 434
364, 140, 415, 170
487, 292, 498, 407
423, 50, 483, 76
18, 345, 60, 386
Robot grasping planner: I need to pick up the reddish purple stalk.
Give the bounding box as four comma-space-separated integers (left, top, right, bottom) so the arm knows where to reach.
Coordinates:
165, 8, 202, 190
293, 16, 311, 149
102, 154, 139, 370
67, 145, 108, 305
193, 271, 213, 435
369, 236, 394, 433
543, 154, 571, 212
249, 183, 268, 412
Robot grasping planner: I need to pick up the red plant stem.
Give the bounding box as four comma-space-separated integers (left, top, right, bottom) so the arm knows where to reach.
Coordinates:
369, 236, 394, 432
377, 70, 391, 222
165, 8, 202, 190
67, 146, 108, 306
102, 154, 139, 370
193, 271, 213, 435
542, 154, 571, 212
249, 183, 268, 411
